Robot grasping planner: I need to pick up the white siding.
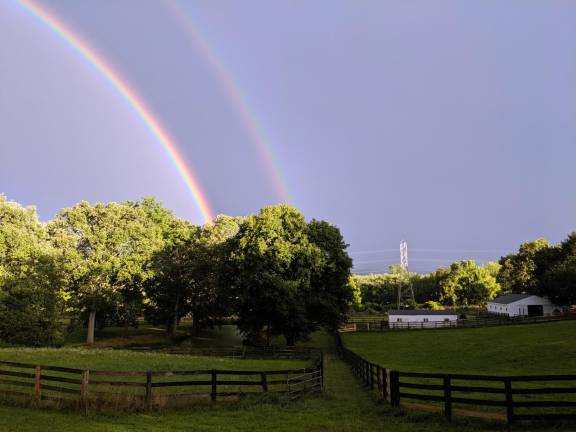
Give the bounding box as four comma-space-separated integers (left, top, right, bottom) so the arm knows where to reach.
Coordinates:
487, 296, 559, 317
388, 314, 458, 328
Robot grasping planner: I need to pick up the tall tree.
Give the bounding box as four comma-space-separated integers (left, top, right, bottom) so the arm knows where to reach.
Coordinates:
227, 205, 353, 345
440, 260, 501, 306
0, 196, 64, 345
540, 233, 576, 306
49, 201, 164, 345
497, 239, 550, 293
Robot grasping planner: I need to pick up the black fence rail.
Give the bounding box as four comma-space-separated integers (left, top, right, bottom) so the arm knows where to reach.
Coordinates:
335, 333, 576, 424
342, 313, 576, 332
0, 356, 323, 410
128, 345, 317, 360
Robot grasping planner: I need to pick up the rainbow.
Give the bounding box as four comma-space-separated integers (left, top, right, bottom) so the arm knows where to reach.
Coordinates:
165, 0, 290, 203
15, 0, 215, 224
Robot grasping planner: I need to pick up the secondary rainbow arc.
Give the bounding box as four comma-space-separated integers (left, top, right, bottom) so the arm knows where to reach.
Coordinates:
15, 0, 214, 224
165, 0, 291, 203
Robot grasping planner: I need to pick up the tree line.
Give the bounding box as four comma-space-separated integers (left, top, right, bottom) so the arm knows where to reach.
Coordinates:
0, 196, 353, 346
354, 234, 576, 312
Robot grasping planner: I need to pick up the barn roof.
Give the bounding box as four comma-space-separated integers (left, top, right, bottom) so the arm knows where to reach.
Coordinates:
489, 293, 535, 304
388, 309, 458, 316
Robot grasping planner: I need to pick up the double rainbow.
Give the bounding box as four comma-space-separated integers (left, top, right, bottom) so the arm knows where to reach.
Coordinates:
15, 0, 215, 223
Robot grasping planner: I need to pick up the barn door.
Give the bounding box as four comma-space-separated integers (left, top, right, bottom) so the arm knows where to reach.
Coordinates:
527, 305, 543, 317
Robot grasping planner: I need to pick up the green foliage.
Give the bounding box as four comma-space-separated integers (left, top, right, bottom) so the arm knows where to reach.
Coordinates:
497, 238, 550, 294
540, 233, 576, 306
144, 215, 240, 336
227, 205, 353, 345
48, 200, 166, 343
0, 196, 64, 346
439, 260, 501, 306
422, 300, 442, 310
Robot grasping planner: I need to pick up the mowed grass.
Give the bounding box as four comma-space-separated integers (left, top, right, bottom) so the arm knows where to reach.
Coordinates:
0, 348, 305, 372
0, 352, 506, 432
64, 324, 244, 349
342, 321, 576, 375
0, 332, 568, 431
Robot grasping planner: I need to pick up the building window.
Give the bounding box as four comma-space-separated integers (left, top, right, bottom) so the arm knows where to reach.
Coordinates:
396, 318, 402, 323
423, 318, 429, 322
444, 318, 450, 322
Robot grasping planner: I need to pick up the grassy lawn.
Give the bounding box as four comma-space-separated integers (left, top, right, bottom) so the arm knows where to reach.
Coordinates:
0, 348, 306, 372
341, 321, 576, 375
64, 324, 244, 349
0, 350, 507, 432
0, 330, 571, 430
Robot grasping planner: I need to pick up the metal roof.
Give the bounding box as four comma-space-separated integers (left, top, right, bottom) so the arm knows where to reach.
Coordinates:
488, 293, 535, 305
387, 309, 458, 316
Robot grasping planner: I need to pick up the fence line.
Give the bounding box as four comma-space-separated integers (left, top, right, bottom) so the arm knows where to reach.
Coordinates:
342, 313, 576, 332
335, 333, 576, 424
0, 355, 323, 410
128, 345, 317, 360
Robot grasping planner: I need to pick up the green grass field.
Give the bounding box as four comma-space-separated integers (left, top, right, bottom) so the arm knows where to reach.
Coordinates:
341, 321, 576, 375
0, 347, 305, 372
0, 343, 506, 432
0, 327, 571, 431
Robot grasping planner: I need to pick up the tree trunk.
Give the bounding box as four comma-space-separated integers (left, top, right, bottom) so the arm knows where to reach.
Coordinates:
87, 310, 96, 345
169, 295, 180, 338
285, 334, 296, 347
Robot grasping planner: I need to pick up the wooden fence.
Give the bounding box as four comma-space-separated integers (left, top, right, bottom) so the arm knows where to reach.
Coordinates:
336, 334, 576, 424
129, 345, 316, 360
342, 313, 576, 332
0, 356, 323, 409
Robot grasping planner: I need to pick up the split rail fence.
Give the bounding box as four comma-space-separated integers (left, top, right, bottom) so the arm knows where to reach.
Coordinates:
0, 355, 323, 409
336, 334, 576, 425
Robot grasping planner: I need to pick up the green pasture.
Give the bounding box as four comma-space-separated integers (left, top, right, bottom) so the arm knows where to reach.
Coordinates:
341, 320, 576, 375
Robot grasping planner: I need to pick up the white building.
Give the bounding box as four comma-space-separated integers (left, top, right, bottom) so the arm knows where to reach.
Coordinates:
387, 310, 459, 329
487, 294, 560, 317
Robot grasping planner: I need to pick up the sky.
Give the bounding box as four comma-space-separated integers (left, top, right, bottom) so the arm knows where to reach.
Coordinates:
1, 0, 575, 273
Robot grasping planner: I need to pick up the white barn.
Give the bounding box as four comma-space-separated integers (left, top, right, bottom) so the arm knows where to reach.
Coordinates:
487, 294, 560, 317
388, 310, 458, 329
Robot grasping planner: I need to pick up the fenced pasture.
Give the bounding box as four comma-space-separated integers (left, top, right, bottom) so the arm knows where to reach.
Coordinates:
0, 359, 323, 409
338, 322, 576, 424
342, 312, 576, 332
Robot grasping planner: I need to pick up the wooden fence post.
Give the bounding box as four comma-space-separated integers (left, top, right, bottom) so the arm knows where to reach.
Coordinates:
145, 371, 153, 405
80, 370, 89, 412
211, 369, 217, 401
389, 371, 400, 407
261, 372, 268, 392
376, 365, 382, 396
443, 375, 452, 420
319, 353, 324, 389
382, 368, 388, 402
504, 378, 514, 425
34, 366, 41, 403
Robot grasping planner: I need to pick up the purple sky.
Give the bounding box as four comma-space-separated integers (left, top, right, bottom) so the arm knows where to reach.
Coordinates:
1, 0, 575, 273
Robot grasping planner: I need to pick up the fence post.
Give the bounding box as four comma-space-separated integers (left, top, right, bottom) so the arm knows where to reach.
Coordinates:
211, 369, 217, 401
80, 370, 89, 412
390, 370, 400, 407
145, 371, 153, 405
34, 366, 41, 403
261, 372, 268, 392
382, 368, 388, 402
504, 378, 514, 425
443, 375, 452, 420
376, 365, 382, 396
319, 353, 324, 389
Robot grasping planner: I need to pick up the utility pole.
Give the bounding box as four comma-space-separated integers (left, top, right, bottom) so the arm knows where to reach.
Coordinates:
397, 240, 415, 309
